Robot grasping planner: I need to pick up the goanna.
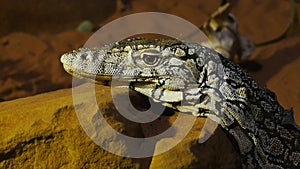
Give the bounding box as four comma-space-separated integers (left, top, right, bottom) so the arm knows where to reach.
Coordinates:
61, 38, 300, 169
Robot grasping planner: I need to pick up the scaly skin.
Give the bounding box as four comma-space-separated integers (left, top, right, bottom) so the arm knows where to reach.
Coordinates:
61, 38, 300, 168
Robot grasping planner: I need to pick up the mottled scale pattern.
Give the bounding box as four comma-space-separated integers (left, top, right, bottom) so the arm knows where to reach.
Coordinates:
61, 38, 300, 169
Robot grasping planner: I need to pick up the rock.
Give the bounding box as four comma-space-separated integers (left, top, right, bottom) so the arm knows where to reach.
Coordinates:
267, 51, 300, 125
0, 32, 48, 101
0, 32, 91, 101
0, 85, 144, 169
248, 36, 300, 125
144, 116, 241, 168
0, 84, 241, 168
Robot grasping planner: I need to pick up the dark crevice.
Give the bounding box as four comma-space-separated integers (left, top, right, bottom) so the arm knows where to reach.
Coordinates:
0, 133, 59, 162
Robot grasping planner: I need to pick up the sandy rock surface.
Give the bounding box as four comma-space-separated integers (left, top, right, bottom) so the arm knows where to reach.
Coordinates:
0, 85, 143, 168
0, 84, 240, 168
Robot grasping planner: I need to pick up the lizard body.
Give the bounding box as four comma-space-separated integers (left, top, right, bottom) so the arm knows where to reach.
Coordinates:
61, 38, 300, 168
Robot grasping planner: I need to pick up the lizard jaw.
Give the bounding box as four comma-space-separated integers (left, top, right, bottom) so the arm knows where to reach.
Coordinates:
62, 63, 160, 87
62, 63, 113, 84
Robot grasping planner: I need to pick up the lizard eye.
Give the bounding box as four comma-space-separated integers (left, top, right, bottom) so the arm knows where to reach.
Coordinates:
141, 53, 159, 65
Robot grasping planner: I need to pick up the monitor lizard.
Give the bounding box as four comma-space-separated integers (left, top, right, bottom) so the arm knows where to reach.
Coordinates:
60, 38, 300, 169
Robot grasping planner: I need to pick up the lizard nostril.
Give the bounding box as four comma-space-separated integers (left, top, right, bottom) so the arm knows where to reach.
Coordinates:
80, 53, 94, 62
80, 53, 88, 60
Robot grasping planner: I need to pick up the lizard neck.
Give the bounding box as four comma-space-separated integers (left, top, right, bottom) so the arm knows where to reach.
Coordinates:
199, 55, 300, 168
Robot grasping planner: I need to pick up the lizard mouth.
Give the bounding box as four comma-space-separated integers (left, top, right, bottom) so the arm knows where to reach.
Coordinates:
62, 64, 112, 82
62, 63, 159, 87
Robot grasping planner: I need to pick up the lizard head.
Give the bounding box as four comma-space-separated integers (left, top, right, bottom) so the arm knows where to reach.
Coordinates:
60, 38, 228, 118
61, 38, 202, 90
